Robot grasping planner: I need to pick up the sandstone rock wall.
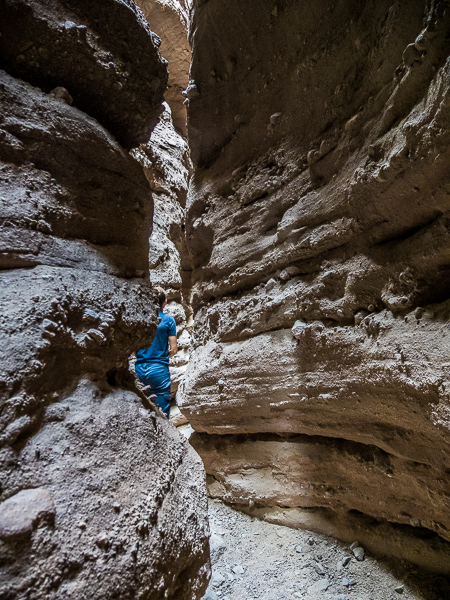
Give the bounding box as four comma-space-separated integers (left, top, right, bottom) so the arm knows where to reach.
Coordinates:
136, 0, 191, 135
132, 0, 193, 398
179, 0, 450, 567
0, 1, 209, 598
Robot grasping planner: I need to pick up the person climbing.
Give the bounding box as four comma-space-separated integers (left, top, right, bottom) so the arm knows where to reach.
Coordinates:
135, 287, 177, 418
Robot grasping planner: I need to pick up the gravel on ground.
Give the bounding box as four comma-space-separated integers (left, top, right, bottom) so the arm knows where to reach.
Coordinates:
202, 499, 450, 600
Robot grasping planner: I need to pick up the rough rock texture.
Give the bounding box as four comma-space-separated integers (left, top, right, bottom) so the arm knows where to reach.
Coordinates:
0, 70, 152, 275
0, 0, 168, 148
132, 101, 192, 396
179, 0, 450, 566
136, 0, 191, 135
0, 2, 209, 598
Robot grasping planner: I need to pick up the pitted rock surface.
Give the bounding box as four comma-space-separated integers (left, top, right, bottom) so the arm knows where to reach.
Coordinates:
132, 101, 192, 397
0, 380, 210, 600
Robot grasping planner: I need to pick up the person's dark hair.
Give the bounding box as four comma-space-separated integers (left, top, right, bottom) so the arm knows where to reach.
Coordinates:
155, 287, 166, 309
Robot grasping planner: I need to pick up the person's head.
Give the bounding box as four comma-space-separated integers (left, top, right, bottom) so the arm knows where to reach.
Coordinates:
156, 287, 167, 310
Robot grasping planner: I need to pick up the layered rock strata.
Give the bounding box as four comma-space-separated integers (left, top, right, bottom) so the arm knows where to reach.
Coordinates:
180, 0, 450, 568
0, 1, 209, 598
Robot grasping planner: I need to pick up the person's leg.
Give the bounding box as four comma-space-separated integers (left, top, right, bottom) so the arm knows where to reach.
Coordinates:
153, 385, 171, 419
135, 374, 165, 414
135, 364, 171, 418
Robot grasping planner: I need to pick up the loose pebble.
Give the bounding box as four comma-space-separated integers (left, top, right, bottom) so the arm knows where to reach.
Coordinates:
210, 534, 227, 565
352, 546, 365, 561
211, 572, 225, 587
310, 578, 330, 593
203, 591, 219, 600
314, 560, 326, 575
232, 564, 244, 575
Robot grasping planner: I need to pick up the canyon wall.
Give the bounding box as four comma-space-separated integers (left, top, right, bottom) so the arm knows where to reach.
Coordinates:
180, 0, 450, 569
0, 1, 209, 598
137, 0, 191, 135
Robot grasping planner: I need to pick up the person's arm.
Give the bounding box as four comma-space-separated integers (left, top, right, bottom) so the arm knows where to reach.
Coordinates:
168, 335, 178, 357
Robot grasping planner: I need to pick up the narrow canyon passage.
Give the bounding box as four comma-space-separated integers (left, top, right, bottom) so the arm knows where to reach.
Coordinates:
135, 0, 450, 596
1, 1, 450, 600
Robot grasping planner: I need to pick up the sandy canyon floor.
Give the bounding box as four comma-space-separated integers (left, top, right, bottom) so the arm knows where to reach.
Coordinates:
200, 499, 450, 600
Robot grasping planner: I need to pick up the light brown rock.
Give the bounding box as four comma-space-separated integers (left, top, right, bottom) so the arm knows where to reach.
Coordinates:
137, 0, 191, 134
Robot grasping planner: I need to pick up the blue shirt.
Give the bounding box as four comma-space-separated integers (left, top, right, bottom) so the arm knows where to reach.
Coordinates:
136, 312, 177, 366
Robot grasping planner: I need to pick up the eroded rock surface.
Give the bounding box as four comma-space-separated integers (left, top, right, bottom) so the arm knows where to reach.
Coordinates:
0, 0, 168, 148
0, 71, 151, 274
131, 1, 193, 401
136, 0, 191, 135
0, 1, 209, 598
179, 0, 450, 564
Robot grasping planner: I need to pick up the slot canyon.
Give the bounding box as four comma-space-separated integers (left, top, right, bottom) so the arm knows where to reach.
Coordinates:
0, 1, 449, 599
